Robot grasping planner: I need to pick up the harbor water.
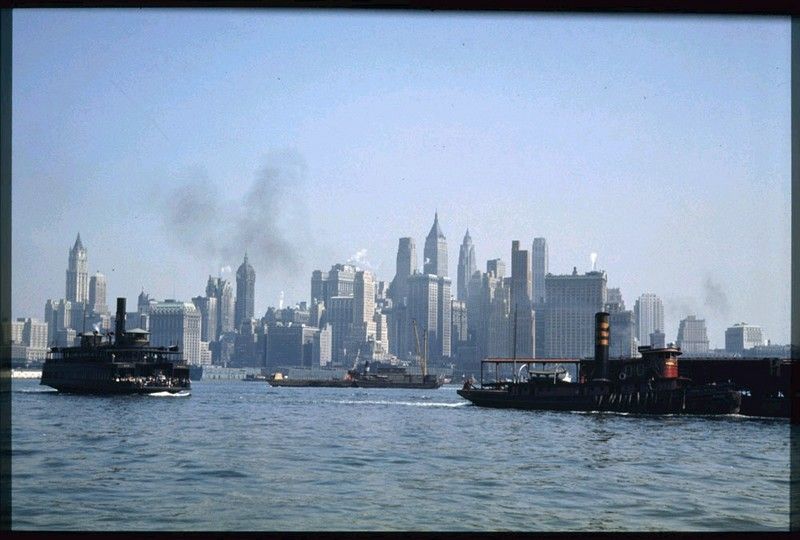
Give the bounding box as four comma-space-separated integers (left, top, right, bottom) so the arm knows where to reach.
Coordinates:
11, 378, 790, 531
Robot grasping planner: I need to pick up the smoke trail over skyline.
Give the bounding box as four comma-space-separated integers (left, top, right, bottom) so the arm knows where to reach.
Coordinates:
161, 150, 312, 280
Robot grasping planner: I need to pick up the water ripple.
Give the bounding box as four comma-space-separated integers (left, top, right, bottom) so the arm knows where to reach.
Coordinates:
10, 378, 789, 531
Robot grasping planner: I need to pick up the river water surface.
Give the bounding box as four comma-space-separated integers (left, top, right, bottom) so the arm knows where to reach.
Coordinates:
11, 378, 790, 531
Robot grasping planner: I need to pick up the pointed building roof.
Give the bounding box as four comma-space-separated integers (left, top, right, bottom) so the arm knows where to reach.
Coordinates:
73, 233, 84, 251
463, 229, 471, 242
427, 212, 445, 239
238, 252, 254, 274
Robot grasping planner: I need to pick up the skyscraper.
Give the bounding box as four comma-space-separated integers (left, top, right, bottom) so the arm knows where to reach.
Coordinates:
725, 323, 764, 354
475, 265, 506, 359
423, 212, 448, 278
350, 270, 377, 345
149, 300, 202, 365
310, 270, 327, 306
137, 290, 152, 314
235, 253, 256, 331
487, 276, 511, 358
532, 237, 548, 305
634, 293, 664, 347
327, 296, 354, 365
192, 295, 218, 343
605, 288, 637, 358
465, 270, 483, 344
324, 264, 356, 307
206, 276, 235, 335
407, 273, 439, 362
387, 237, 416, 359
65, 233, 88, 304
542, 268, 607, 358
437, 276, 452, 360
451, 300, 468, 343
510, 241, 534, 357
389, 237, 417, 304
88, 271, 107, 315
676, 315, 710, 356
457, 230, 476, 301
486, 258, 505, 279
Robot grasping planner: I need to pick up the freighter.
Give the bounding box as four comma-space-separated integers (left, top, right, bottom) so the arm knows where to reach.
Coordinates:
40, 298, 190, 394
457, 312, 741, 415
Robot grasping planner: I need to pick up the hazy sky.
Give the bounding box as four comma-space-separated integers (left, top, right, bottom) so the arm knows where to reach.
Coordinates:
12, 10, 790, 347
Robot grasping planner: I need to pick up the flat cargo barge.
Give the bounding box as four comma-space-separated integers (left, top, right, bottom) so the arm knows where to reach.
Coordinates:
268, 361, 443, 389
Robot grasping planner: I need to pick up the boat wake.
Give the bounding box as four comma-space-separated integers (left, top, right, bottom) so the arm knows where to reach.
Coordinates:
147, 391, 191, 397
331, 399, 467, 408
15, 388, 57, 393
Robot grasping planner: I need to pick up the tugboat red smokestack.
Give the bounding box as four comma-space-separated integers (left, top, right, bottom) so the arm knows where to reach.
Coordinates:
594, 312, 610, 380
115, 297, 126, 339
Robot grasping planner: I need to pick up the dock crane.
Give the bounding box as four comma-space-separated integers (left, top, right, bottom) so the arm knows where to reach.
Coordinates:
350, 346, 363, 372
411, 319, 428, 378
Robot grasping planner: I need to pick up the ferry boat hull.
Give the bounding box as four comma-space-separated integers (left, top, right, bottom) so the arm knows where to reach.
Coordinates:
41, 360, 190, 395
40, 298, 190, 395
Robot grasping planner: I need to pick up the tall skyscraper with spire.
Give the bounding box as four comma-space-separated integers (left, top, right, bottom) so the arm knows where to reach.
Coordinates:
423, 212, 448, 278
65, 233, 88, 304
235, 253, 255, 331
457, 229, 476, 301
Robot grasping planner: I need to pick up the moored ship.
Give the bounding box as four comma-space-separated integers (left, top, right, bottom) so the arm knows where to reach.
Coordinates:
40, 298, 191, 394
457, 312, 741, 415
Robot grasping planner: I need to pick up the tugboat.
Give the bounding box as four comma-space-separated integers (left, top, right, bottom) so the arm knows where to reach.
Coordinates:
40, 298, 191, 394
457, 312, 740, 415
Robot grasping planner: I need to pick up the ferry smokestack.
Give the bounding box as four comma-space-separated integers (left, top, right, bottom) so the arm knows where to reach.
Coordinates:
594, 312, 610, 380
115, 297, 126, 339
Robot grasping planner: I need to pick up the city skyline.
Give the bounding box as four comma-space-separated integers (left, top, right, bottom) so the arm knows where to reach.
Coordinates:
11, 12, 790, 347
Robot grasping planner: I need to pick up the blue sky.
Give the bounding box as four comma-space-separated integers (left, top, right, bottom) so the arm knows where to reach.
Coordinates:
12, 10, 790, 347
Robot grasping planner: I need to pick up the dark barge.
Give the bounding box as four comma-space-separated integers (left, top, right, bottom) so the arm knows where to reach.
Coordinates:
268, 361, 443, 389
40, 298, 191, 394
457, 312, 741, 415
677, 357, 791, 417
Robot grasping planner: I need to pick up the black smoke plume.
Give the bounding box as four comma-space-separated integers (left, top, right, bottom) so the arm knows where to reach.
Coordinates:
161, 150, 310, 278
702, 276, 730, 318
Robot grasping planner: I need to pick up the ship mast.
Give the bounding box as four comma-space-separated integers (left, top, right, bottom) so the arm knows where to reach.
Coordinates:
411, 319, 427, 377
422, 328, 428, 378
512, 303, 518, 382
